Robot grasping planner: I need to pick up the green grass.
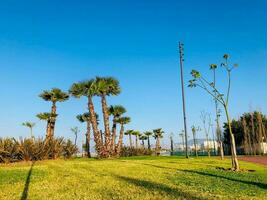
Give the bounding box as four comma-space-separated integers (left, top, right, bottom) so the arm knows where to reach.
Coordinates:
0, 156, 266, 200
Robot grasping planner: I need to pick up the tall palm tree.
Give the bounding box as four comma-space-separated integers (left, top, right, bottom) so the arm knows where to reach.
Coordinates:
95, 77, 121, 153
39, 88, 69, 138
71, 127, 80, 147
22, 122, 35, 138
108, 105, 126, 152
124, 130, 134, 148
69, 80, 103, 157
139, 134, 148, 148
153, 128, 164, 156
144, 131, 153, 150
36, 112, 57, 137
132, 131, 141, 149
115, 116, 131, 155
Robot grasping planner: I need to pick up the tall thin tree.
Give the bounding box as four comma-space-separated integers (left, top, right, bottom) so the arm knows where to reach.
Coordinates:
178, 42, 189, 158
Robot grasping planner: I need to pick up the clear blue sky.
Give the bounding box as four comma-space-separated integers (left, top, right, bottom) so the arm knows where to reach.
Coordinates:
0, 0, 266, 148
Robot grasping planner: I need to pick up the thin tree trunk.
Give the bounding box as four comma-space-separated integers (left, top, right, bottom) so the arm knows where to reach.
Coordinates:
225, 106, 239, 171
156, 138, 160, 156
111, 118, 117, 152
88, 97, 103, 157
115, 124, 124, 156
193, 132, 198, 157
135, 136, 138, 148
147, 136, 151, 150
206, 134, 210, 157
101, 94, 111, 154
129, 134, 132, 147
86, 120, 91, 158
251, 113, 257, 155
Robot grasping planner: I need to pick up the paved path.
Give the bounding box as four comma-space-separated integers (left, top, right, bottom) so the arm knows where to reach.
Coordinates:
239, 156, 267, 166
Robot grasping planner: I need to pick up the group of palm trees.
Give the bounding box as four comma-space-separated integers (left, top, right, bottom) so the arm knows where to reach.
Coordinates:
124, 128, 164, 156
22, 76, 166, 158
31, 77, 129, 158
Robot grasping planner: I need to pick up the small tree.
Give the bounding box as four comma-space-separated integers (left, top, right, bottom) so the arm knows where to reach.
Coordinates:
153, 128, 164, 156
200, 111, 212, 157
189, 54, 239, 171
191, 125, 201, 157
22, 122, 36, 138
144, 131, 153, 150
179, 130, 185, 152
125, 130, 134, 147
71, 127, 80, 148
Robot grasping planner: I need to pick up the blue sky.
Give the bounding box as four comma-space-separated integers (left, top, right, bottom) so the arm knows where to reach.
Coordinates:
0, 0, 266, 148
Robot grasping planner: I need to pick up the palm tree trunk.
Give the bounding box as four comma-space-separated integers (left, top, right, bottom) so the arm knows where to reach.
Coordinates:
101, 94, 111, 154
86, 120, 91, 158
135, 136, 138, 148
111, 118, 117, 152
129, 134, 132, 147
147, 136, 151, 150
88, 97, 103, 157
49, 102, 57, 137
115, 124, 124, 156
193, 133, 198, 157
156, 138, 160, 156
225, 106, 239, 171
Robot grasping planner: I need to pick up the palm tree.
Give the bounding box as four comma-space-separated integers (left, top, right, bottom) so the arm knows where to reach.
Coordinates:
115, 116, 131, 155
108, 105, 126, 152
22, 122, 35, 138
153, 128, 164, 156
95, 77, 121, 153
71, 127, 79, 146
144, 131, 153, 150
39, 88, 69, 138
77, 113, 92, 158
139, 134, 148, 148
69, 80, 103, 157
36, 112, 57, 137
132, 131, 141, 148
125, 130, 134, 147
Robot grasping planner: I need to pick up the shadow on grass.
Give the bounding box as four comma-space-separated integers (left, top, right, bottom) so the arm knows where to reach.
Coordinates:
180, 169, 267, 189
113, 174, 205, 200
20, 161, 35, 200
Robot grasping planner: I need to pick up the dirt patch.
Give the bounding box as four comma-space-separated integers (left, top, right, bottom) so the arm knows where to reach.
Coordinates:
239, 156, 267, 166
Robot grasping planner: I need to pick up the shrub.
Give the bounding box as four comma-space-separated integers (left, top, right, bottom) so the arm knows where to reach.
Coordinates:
120, 147, 153, 157
0, 137, 78, 163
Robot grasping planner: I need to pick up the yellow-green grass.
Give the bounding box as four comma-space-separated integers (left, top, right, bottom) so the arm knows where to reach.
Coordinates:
0, 156, 266, 200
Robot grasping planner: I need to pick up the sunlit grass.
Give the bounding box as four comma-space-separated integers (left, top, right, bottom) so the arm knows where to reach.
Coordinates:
0, 156, 266, 200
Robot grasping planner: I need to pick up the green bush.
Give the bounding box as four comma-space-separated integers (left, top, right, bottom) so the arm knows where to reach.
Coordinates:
0, 137, 78, 163
120, 147, 153, 157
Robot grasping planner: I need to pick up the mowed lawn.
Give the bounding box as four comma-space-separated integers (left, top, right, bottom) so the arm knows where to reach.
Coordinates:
0, 157, 266, 200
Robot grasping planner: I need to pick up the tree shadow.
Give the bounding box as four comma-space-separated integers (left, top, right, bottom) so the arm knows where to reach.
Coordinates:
179, 169, 267, 189
113, 174, 205, 200
20, 161, 35, 200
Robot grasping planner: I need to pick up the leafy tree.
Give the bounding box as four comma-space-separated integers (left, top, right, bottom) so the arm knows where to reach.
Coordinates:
22, 122, 36, 138
125, 130, 134, 147
144, 131, 153, 150
95, 77, 121, 153
115, 116, 131, 155
189, 54, 239, 170
108, 105, 126, 152
69, 80, 103, 157
153, 128, 164, 156
39, 88, 69, 138
210, 64, 224, 159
